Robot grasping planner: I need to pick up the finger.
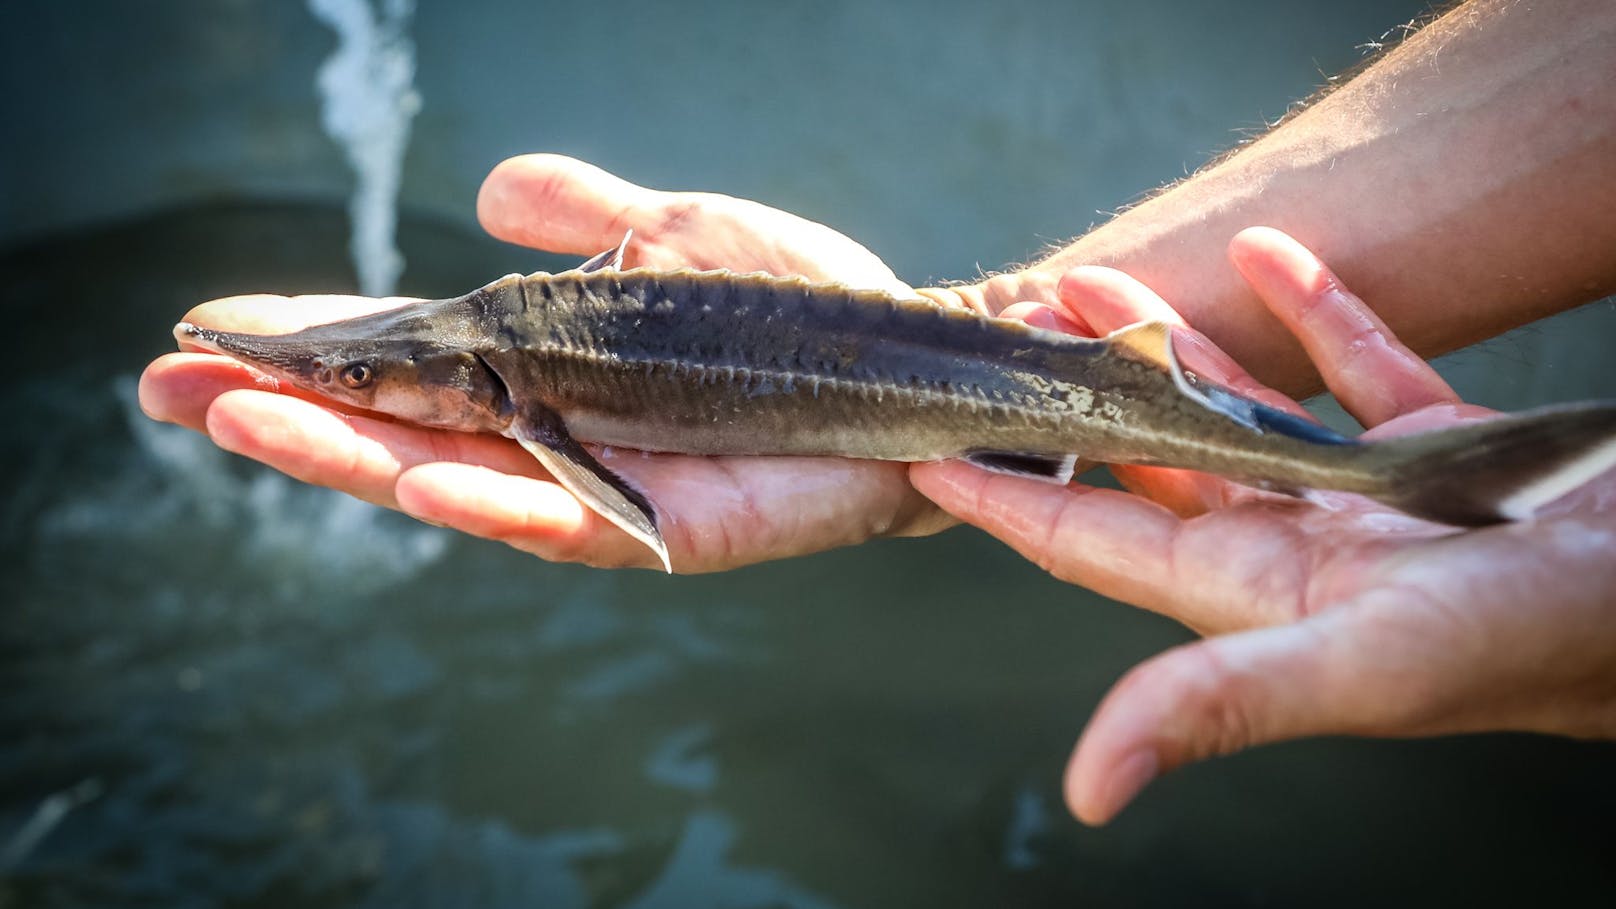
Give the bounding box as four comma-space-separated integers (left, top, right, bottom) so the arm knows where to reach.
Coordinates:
180, 293, 415, 340
140, 353, 279, 433
477, 153, 747, 271
913, 460, 1342, 634
203, 389, 538, 509
208, 389, 726, 572
909, 460, 1187, 615
996, 301, 1092, 336
395, 462, 662, 570
478, 154, 667, 260
1057, 266, 1311, 419
1064, 590, 1482, 825
1361, 401, 1499, 441
1055, 265, 1187, 334
1108, 464, 1225, 517
1228, 227, 1460, 428
477, 154, 912, 295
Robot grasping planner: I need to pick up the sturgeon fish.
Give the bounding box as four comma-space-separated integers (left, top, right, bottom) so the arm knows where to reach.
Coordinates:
175, 237, 1616, 571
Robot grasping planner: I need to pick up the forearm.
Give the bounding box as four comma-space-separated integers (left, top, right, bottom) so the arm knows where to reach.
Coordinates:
942, 0, 1616, 395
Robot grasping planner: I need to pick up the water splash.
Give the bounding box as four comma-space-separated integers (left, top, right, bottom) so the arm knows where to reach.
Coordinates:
308, 0, 421, 296
34, 377, 450, 602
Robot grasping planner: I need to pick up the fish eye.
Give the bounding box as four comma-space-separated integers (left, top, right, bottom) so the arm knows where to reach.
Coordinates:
340, 363, 374, 388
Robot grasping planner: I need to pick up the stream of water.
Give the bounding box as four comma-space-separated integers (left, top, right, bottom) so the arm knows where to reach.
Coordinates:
307, 0, 420, 297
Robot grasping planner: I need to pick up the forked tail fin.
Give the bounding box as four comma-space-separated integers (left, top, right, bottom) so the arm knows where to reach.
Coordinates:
1358, 401, 1616, 526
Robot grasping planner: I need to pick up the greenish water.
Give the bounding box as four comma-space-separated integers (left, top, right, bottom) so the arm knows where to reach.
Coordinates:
2, 204, 1613, 907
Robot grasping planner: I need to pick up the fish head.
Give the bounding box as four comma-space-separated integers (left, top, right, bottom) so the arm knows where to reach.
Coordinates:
175, 303, 513, 434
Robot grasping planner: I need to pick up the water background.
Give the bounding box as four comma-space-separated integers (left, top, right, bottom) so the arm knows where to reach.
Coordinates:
3, 1, 1614, 906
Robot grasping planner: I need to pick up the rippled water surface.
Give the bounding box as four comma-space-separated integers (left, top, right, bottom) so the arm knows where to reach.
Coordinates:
2, 205, 1613, 907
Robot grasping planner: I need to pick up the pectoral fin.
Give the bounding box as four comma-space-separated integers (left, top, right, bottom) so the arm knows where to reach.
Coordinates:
513, 407, 671, 572
576, 230, 633, 273
1106, 321, 1261, 430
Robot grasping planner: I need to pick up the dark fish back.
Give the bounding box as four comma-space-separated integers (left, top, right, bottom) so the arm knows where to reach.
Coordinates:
505, 268, 1111, 409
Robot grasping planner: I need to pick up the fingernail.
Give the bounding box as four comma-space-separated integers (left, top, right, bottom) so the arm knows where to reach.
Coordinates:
1100, 750, 1158, 822
1010, 303, 1061, 331
1050, 309, 1092, 336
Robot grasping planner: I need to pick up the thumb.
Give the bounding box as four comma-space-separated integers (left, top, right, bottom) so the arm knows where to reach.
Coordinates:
477, 153, 671, 258
1065, 595, 1471, 825
476, 153, 910, 294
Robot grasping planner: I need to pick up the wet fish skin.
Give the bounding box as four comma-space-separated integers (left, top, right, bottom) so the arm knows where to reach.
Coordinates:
472, 269, 1345, 472
175, 254, 1616, 571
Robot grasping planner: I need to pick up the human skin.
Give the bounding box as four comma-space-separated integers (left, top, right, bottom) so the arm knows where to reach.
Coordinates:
927, 0, 1616, 394
140, 0, 1616, 570
911, 227, 1616, 825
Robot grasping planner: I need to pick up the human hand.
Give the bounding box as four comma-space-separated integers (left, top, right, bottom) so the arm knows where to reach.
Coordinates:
140, 154, 952, 571
910, 227, 1616, 825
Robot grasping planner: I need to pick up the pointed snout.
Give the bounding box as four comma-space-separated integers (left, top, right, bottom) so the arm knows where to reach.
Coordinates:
173, 321, 284, 365
174, 321, 224, 354
171, 321, 327, 378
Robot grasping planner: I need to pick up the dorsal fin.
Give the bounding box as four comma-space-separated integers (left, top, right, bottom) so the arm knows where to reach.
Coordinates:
576, 230, 633, 273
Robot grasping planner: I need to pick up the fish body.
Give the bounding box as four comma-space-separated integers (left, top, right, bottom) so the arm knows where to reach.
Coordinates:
176, 245, 1616, 570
